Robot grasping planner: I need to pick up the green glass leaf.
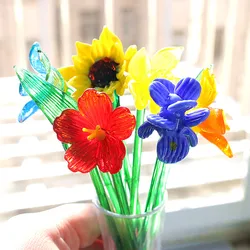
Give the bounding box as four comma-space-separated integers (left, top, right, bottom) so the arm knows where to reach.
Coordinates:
195, 69, 203, 83
195, 64, 214, 83
15, 67, 78, 125
47, 66, 66, 91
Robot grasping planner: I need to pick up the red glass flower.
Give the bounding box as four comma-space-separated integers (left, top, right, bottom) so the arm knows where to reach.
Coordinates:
53, 89, 136, 174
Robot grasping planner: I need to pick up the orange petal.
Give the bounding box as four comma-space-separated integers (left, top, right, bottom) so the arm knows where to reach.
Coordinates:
200, 131, 233, 158
198, 108, 226, 134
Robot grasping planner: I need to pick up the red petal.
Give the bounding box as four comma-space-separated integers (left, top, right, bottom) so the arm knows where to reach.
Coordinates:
107, 107, 136, 140
200, 131, 233, 158
78, 89, 112, 129
65, 141, 98, 173
53, 109, 92, 143
97, 136, 125, 174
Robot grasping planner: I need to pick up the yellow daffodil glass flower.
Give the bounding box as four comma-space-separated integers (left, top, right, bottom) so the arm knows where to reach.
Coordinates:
58, 26, 137, 101
195, 68, 233, 158
127, 46, 184, 113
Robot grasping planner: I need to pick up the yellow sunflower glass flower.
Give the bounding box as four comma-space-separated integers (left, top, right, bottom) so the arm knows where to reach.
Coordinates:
194, 68, 233, 158
127, 46, 184, 113
58, 26, 136, 101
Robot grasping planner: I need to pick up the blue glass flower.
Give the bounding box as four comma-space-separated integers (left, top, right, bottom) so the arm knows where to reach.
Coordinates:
18, 42, 65, 122
138, 78, 210, 163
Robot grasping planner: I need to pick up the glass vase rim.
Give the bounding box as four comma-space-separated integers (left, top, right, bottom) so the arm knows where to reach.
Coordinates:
92, 195, 166, 219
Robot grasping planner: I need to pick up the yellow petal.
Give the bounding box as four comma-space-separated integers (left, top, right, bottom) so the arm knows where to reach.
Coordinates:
68, 75, 91, 90
149, 97, 160, 114
72, 55, 91, 75
151, 46, 184, 73
72, 89, 85, 101
125, 45, 137, 61
99, 26, 123, 52
128, 48, 151, 82
75, 42, 93, 60
124, 45, 137, 71
110, 42, 124, 64
91, 39, 106, 60
58, 66, 76, 81
197, 68, 217, 107
129, 80, 150, 110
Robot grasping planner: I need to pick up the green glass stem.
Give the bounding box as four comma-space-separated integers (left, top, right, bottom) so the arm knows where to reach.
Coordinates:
144, 159, 165, 213
112, 172, 130, 215
123, 153, 132, 190
155, 166, 171, 207
61, 144, 111, 211
130, 109, 145, 214
99, 172, 122, 214
90, 169, 111, 211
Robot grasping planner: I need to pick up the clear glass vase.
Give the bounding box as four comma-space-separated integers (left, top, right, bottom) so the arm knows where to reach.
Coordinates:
93, 198, 166, 250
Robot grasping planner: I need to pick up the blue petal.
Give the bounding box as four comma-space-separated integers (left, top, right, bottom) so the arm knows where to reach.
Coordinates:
18, 100, 39, 123
175, 77, 201, 100
168, 100, 197, 115
183, 108, 210, 127
29, 42, 47, 77
153, 78, 175, 93
147, 114, 177, 130
138, 121, 155, 139
149, 81, 171, 107
157, 135, 190, 163
19, 83, 28, 96
180, 127, 198, 147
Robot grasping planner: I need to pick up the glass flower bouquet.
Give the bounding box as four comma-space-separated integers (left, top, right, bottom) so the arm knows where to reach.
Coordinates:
15, 26, 233, 250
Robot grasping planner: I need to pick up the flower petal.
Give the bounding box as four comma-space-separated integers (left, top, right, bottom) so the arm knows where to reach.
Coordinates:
148, 97, 161, 114
68, 75, 91, 90
175, 78, 201, 100
198, 108, 226, 134
129, 80, 150, 110
149, 81, 172, 107
107, 107, 136, 140
180, 127, 198, 147
75, 42, 93, 59
147, 114, 177, 130
168, 100, 197, 114
97, 136, 125, 174
99, 26, 123, 52
200, 131, 233, 158
91, 39, 106, 59
157, 135, 189, 163
58, 66, 77, 81
138, 121, 155, 139
124, 45, 137, 70
29, 42, 47, 76
183, 108, 210, 127
53, 109, 92, 143
151, 47, 184, 73
197, 68, 217, 107
19, 83, 28, 96
128, 48, 151, 82
152, 78, 175, 93
18, 100, 39, 123
72, 55, 91, 75
65, 143, 97, 173
78, 89, 112, 129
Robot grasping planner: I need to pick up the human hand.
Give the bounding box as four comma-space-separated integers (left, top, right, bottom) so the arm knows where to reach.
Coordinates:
1, 204, 103, 250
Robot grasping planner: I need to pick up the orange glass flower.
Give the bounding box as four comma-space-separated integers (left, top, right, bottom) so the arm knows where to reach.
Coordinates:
53, 89, 136, 174
195, 68, 233, 158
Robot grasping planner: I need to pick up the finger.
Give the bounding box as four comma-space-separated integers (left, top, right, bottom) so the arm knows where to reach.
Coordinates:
4, 203, 100, 250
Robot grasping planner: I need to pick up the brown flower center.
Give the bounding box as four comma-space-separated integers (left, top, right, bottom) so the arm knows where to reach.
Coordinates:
88, 57, 118, 88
